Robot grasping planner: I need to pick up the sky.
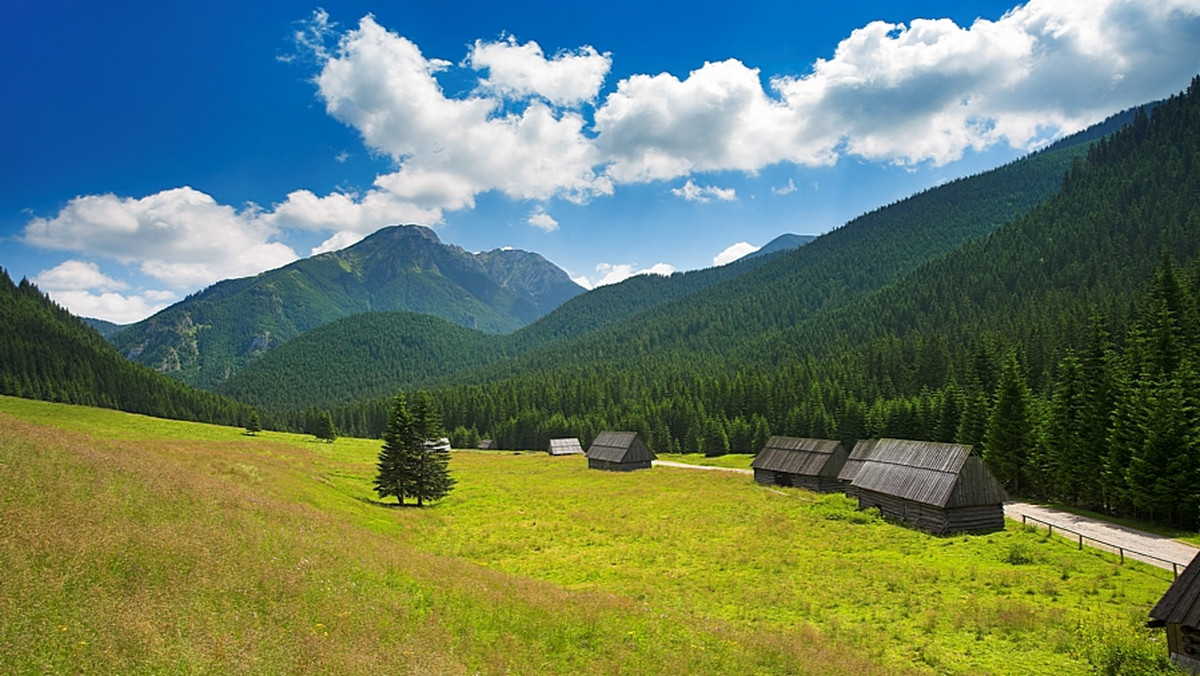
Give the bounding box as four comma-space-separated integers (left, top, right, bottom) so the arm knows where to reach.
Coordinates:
4, 1, 1200, 324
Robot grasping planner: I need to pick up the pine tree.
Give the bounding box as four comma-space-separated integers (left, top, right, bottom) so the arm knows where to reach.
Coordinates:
375, 392, 416, 505
984, 350, 1036, 495
245, 409, 262, 436
314, 410, 337, 443
410, 392, 456, 506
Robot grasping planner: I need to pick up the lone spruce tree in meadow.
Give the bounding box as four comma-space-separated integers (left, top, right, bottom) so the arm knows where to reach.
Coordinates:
375, 392, 417, 504
314, 410, 337, 443
244, 409, 262, 436
374, 391, 455, 507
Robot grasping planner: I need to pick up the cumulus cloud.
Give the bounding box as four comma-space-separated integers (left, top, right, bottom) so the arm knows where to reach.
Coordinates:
34, 260, 128, 292
34, 260, 177, 324
574, 261, 676, 289
714, 242, 761, 266
311, 230, 367, 255
313, 16, 611, 210
23, 187, 299, 289
671, 179, 738, 203
526, 207, 559, 232
467, 35, 612, 106
596, 0, 1200, 173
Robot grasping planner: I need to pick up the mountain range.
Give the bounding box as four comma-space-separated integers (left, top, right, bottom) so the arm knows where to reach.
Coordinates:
106, 225, 584, 390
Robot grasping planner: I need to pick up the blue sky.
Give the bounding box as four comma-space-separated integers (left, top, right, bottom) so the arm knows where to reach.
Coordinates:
4, 1, 1199, 323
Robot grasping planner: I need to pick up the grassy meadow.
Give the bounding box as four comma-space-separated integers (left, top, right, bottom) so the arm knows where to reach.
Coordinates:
0, 395, 1181, 674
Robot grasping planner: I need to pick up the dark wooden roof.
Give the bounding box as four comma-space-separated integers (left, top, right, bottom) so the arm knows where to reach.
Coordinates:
837, 439, 879, 484
751, 436, 846, 478
1150, 552, 1200, 627
548, 437, 584, 455
850, 438, 1008, 508
586, 431, 655, 463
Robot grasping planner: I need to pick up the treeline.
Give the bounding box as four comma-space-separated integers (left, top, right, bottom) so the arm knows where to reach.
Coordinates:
0, 269, 254, 427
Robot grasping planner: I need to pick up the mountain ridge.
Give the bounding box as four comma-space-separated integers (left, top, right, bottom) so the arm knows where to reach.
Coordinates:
108, 224, 583, 389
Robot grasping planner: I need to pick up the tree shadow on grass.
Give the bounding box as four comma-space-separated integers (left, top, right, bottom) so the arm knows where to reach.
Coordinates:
356, 496, 423, 508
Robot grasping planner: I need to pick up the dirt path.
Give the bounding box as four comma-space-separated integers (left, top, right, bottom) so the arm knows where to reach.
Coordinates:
653, 460, 752, 474
1005, 502, 1198, 572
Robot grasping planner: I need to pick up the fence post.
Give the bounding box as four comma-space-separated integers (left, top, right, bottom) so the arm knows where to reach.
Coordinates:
1119, 548, 1124, 564
1078, 533, 1083, 550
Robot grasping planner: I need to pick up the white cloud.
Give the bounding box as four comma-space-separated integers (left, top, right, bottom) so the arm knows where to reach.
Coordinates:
772, 179, 798, 195
467, 35, 611, 107
23, 187, 299, 289
713, 242, 761, 266
526, 208, 559, 232
34, 260, 127, 292
595, 0, 1200, 174
671, 179, 738, 203
34, 261, 177, 324
574, 261, 676, 289
311, 230, 367, 255
312, 16, 611, 213
41, 289, 177, 325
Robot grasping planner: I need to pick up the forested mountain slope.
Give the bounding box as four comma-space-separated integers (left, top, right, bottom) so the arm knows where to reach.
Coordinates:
108, 225, 582, 390
0, 269, 252, 426
217, 246, 796, 409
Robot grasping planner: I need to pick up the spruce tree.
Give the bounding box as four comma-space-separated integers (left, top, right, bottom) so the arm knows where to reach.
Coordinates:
410, 392, 455, 506
984, 350, 1036, 495
375, 392, 416, 505
314, 410, 337, 443
245, 409, 262, 436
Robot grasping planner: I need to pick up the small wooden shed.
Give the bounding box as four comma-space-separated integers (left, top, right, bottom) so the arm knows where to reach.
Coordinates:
751, 436, 848, 492
1149, 552, 1200, 673
837, 439, 879, 498
478, 439, 496, 450
849, 438, 1008, 535
548, 437, 584, 456
586, 431, 654, 471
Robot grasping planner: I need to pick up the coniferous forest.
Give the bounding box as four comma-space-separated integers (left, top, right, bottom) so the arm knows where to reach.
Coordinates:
0, 268, 253, 427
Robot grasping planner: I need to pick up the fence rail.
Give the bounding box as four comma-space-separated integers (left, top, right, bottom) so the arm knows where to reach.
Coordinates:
1016, 512, 1183, 578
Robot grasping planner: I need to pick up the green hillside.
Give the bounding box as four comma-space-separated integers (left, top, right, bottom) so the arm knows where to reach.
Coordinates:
0, 396, 1176, 675
108, 225, 583, 390
0, 269, 251, 426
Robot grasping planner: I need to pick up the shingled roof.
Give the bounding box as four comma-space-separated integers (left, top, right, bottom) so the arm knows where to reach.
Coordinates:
1150, 552, 1200, 628
850, 438, 1007, 508
751, 436, 846, 477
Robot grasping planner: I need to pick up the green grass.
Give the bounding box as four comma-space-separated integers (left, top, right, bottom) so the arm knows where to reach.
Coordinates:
0, 396, 1181, 674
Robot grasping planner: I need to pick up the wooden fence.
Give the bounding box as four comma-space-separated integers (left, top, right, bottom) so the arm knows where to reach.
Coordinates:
1016, 512, 1184, 579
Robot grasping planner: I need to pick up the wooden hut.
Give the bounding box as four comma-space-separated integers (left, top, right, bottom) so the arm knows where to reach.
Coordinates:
548, 437, 584, 456
751, 436, 848, 492
478, 439, 496, 450
586, 431, 654, 471
848, 438, 1008, 535
1149, 552, 1200, 673
837, 439, 879, 498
